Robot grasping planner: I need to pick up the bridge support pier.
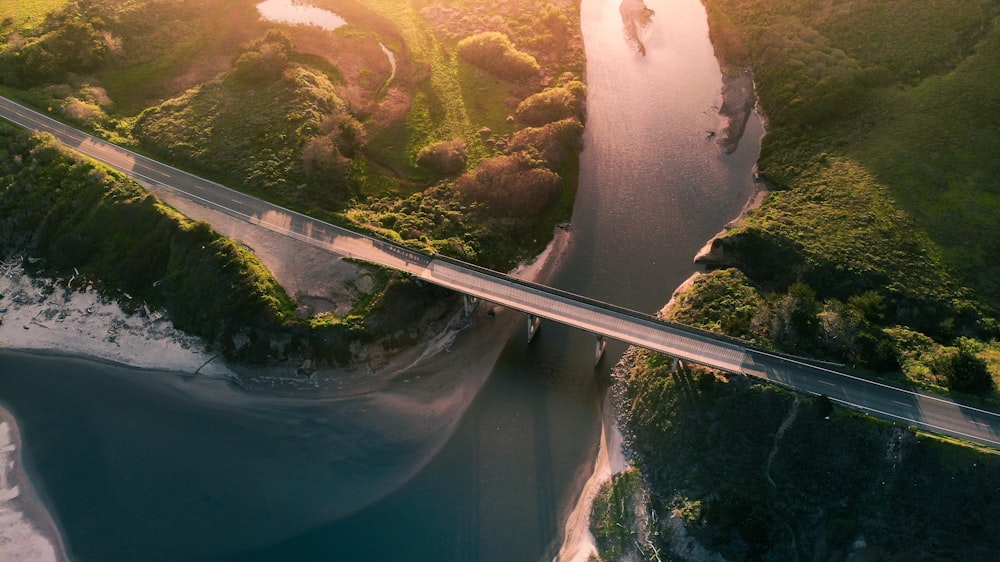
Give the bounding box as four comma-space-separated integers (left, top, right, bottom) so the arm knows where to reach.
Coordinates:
463, 294, 479, 318
594, 335, 607, 366
670, 357, 684, 373
527, 314, 541, 343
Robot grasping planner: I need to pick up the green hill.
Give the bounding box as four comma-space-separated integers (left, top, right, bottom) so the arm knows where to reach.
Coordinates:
694, 0, 1000, 394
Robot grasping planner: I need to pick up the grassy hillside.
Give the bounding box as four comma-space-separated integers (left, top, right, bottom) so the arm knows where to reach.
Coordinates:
0, 0, 67, 30
600, 2, 1000, 559
598, 350, 1000, 561
0, 0, 585, 270
0, 125, 299, 348
0, 0, 587, 354
132, 33, 354, 210
693, 0, 1000, 395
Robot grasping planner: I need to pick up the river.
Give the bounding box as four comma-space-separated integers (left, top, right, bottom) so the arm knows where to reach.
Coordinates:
0, 0, 760, 559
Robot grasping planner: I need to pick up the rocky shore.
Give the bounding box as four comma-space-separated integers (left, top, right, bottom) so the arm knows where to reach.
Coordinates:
715, 71, 757, 155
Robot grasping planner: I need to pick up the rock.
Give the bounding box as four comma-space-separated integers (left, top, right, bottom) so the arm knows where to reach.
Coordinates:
716, 72, 757, 154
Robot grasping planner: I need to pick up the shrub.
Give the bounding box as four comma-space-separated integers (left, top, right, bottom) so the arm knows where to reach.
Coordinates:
514, 81, 585, 126
455, 154, 561, 217
301, 135, 349, 189
60, 97, 107, 125
457, 32, 540, 81
232, 29, 294, 84
416, 138, 467, 176
941, 348, 994, 395
507, 118, 583, 171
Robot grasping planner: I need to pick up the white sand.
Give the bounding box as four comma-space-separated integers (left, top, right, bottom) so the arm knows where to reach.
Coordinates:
0, 263, 234, 378
0, 408, 69, 562
555, 389, 628, 562
1, 260, 238, 561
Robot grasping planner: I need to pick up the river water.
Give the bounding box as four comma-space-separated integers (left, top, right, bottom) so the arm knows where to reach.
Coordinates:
0, 0, 759, 559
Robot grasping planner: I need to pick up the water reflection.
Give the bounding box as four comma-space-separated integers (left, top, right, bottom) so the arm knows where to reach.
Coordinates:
619, 0, 655, 56
256, 0, 347, 30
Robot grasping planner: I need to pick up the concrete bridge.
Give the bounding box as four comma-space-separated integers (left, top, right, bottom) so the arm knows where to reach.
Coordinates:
3, 95, 1000, 448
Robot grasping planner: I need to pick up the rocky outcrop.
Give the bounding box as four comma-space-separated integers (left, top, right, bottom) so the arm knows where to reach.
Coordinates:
716, 71, 757, 154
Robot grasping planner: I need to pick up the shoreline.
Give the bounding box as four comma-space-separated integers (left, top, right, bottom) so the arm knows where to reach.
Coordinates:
552, 46, 768, 562
0, 404, 69, 562
0, 264, 236, 379
0, 221, 576, 556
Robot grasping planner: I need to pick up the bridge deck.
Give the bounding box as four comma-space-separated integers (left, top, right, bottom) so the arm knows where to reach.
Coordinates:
3, 95, 1000, 448
424, 260, 749, 373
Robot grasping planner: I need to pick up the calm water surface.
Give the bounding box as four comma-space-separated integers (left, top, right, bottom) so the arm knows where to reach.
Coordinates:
256, 0, 346, 30
0, 0, 760, 559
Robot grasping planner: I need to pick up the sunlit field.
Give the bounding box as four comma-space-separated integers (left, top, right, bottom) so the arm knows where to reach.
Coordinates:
0, 0, 67, 29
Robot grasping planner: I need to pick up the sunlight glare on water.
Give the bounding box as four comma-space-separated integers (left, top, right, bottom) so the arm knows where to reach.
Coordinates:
256, 0, 347, 30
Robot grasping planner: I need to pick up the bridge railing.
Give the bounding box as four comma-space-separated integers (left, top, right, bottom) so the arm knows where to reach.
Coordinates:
429, 252, 755, 351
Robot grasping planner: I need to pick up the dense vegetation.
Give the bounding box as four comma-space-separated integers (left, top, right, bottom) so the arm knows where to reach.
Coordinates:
0, 124, 460, 364
599, 1, 1000, 560
0, 0, 584, 267
0, 125, 301, 350
691, 0, 1000, 396
599, 350, 1000, 561
0, 0, 586, 360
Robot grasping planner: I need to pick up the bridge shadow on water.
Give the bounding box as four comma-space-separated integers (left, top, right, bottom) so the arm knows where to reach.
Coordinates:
234, 313, 604, 562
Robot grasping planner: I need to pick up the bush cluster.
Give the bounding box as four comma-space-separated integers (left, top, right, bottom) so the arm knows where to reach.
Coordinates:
513, 81, 585, 126
232, 30, 294, 84
454, 154, 561, 218
0, 127, 298, 345
0, 3, 119, 87
456, 32, 540, 82
416, 138, 467, 177
507, 118, 583, 171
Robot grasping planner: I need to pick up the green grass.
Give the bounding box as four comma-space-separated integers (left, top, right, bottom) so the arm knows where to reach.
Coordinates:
851, 23, 1000, 303
619, 354, 1000, 559
0, 0, 67, 29
685, 0, 1000, 395
457, 59, 517, 137
590, 469, 642, 561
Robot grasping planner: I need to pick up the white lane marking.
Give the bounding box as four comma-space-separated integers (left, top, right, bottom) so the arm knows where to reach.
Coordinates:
830, 397, 1000, 447
753, 349, 1000, 419
5, 96, 1000, 442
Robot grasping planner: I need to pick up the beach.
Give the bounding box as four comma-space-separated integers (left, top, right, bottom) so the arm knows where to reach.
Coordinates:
0, 404, 69, 562
0, 212, 574, 559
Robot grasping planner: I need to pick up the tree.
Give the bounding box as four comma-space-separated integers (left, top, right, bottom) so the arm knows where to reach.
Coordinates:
457, 32, 540, 81
943, 348, 994, 395
416, 138, 467, 176
770, 282, 819, 346
455, 154, 561, 217
514, 82, 585, 126
232, 30, 294, 84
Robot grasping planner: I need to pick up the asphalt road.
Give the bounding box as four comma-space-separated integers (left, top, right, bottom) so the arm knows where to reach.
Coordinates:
3, 95, 999, 448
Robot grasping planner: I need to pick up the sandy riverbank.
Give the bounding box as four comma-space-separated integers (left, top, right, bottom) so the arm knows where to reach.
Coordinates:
553, 65, 767, 562
0, 217, 575, 558
555, 387, 628, 562
0, 263, 234, 379
0, 406, 68, 562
